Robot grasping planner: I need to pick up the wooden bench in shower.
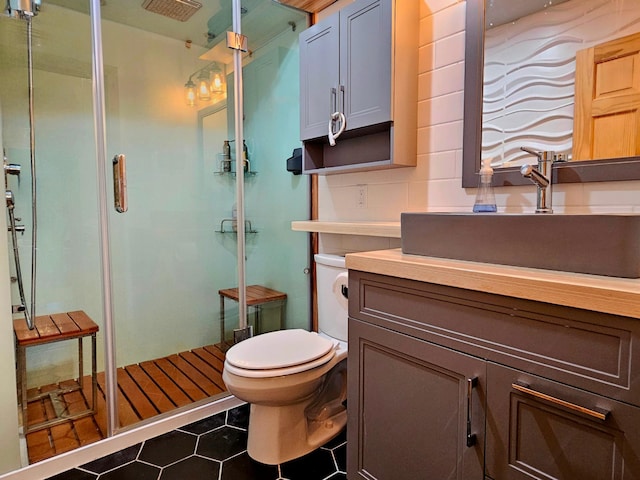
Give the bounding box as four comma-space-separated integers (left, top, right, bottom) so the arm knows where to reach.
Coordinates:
13, 310, 98, 433
218, 285, 287, 350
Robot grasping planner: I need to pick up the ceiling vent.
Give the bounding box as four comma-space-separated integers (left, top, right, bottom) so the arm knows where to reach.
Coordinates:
142, 0, 202, 22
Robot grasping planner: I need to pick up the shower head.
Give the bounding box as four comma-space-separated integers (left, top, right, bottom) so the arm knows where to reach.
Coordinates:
5, 0, 40, 18
142, 0, 202, 22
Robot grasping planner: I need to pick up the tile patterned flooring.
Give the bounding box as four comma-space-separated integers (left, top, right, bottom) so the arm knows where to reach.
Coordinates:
45, 404, 347, 480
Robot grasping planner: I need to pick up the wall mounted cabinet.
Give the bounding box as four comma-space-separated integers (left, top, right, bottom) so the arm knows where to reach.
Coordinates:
299, 0, 418, 174
347, 270, 640, 479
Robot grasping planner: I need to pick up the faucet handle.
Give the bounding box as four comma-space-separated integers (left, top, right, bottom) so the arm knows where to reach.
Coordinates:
520, 146, 540, 159
521, 147, 556, 163
3, 157, 21, 188
4, 163, 21, 176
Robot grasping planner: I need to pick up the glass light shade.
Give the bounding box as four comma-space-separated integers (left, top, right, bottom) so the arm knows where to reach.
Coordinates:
197, 71, 211, 101
184, 80, 197, 107
210, 72, 224, 94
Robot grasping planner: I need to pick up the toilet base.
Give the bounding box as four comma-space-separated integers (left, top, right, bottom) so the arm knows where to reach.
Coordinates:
247, 400, 347, 465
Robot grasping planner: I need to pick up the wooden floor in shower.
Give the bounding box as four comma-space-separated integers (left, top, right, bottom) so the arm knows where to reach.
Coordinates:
24, 343, 228, 464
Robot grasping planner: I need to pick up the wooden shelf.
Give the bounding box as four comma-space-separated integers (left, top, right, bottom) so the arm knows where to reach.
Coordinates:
291, 220, 400, 238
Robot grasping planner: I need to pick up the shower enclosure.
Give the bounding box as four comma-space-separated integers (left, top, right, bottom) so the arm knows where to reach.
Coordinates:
0, 0, 310, 472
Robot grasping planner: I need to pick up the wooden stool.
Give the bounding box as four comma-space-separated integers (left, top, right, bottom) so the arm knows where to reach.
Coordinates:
14, 310, 99, 434
218, 285, 287, 349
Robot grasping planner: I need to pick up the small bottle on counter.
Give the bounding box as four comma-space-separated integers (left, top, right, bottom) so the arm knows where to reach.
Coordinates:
472, 157, 497, 213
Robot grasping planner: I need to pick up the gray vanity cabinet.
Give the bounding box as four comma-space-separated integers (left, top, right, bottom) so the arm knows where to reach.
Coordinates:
347, 270, 640, 479
298, 0, 417, 173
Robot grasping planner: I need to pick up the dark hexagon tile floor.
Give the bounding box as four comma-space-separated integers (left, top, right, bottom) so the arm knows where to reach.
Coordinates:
46, 404, 347, 480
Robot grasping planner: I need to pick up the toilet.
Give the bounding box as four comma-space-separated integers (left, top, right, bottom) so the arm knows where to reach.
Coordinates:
222, 253, 348, 465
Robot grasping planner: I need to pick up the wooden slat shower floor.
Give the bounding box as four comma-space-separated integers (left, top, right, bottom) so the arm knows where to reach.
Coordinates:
24, 344, 228, 464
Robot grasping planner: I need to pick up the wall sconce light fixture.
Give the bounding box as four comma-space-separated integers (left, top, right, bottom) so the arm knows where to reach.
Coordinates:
184, 78, 197, 107
184, 61, 226, 107
210, 71, 224, 94
197, 70, 211, 101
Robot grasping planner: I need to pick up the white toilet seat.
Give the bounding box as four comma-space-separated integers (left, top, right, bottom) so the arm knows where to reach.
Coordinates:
225, 329, 337, 379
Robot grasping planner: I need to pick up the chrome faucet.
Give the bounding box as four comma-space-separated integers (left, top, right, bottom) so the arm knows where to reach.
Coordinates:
520, 147, 554, 214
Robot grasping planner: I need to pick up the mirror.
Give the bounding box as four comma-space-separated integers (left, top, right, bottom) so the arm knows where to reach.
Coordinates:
462, 0, 640, 187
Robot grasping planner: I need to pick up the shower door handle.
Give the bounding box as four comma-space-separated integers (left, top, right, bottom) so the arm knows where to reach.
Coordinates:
112, 154, 128, 213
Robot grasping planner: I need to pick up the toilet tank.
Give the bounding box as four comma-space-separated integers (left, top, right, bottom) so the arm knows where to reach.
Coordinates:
314, 253, 348, 342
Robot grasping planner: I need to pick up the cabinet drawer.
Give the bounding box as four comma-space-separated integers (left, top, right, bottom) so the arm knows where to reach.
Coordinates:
486, 363, 640, 480
349, 271, 640, 406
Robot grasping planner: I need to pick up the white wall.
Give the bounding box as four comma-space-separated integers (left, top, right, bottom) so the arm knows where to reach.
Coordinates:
0, 99, 22, 475
316, 0, 640, 250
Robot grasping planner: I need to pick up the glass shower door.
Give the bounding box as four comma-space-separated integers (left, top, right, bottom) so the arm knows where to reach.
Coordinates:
238, 0, 311, 337
99, 0, 310, 431
100, 1, 234, 431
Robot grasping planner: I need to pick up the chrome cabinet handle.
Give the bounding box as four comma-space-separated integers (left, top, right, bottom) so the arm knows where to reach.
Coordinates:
512, 382, 609, 421
328, 112, 346, 146
466, 377, 477, 447
330, 87, 337, 116
112, 154, 128, 213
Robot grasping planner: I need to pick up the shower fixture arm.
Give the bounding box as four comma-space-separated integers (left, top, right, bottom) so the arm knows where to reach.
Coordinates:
5, 190, 33, 329
1, 5, 39, 330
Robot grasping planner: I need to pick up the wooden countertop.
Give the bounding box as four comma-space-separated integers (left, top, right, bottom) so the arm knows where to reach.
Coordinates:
346, 249, 640, 319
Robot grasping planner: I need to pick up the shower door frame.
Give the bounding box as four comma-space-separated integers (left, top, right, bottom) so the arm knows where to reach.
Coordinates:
88, 0, 249, 437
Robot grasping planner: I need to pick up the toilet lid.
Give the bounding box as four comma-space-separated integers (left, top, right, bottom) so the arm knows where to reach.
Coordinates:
224, 348, 337, 378
225, 329, 335, 370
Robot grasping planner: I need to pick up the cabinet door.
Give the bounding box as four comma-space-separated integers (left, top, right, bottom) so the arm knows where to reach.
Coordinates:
486, 363, 640, 480
347, 319, 486, 480
340, 0, 392, 130
299, 14, 339, 140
